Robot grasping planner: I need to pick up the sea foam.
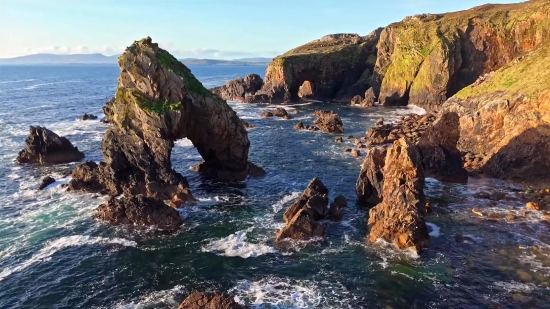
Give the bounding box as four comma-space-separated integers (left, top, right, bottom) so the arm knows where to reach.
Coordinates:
201, 229, 277, 259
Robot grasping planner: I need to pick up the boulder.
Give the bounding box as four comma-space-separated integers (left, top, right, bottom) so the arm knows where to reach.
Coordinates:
278, 177, 329, 242
351, 95, 362, 106
361, 88, 376, 107
260, 111, 274, 118
328, 195, 347, 221
367, 139, 429, 253
38, 176, 56, 190
351, 149, 361, 157
94, 195, 182, 229
276, 209, 326, 242
178, 291, 246, 309
80, 113, 98, 121
335, 137, 343, 143
294, 122, 305, 130
16, 126, 85, 165
312, 110, 344, 133
356, 147, 387, 205
283, 177, 329, 222
69, 37, 261, 200
273, 107, 289, 118
211, 73, 264, 101
416, 112, 468, 183
298, 80, 315, 99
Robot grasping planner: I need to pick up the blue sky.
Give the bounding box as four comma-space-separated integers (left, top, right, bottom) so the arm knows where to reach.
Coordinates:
1, 0, 523, 59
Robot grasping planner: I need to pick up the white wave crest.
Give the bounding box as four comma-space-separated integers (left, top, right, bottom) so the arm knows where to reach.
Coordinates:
202, 229, 277, 259
426, 222, 441, 237
0, 235, 136, 282
272, 192, 301, 213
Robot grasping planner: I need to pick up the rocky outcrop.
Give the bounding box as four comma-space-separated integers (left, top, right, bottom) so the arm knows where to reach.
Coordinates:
328, 195, 347, 221
362, 88, 377, 106
38, 176, 56, 190
70, 37, 261, 200
356, 147, 387, 205
417, 112, 468, 183
80, 113, 98, 121
240, 119, 255, 129
94, 195, 183, 229
312, 110, 344, 133
368, 139, 429, 253
16, 126, 85, 165
376, 1, 550, 108
277, 178, 329, 242
241, 29, 382, 103
178, 291, 246, 309
211, 74, 263, 101
442, 40, 550, 188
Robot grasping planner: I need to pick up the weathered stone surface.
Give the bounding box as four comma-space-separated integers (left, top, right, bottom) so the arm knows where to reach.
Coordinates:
417, 111, 468, 183
442, 40, 550, 188
351, 149, 361, 157
283, 177, 329, 223
273, 107, 290, 118
256, 29, 382, 103
16, 126, 85, 165
328, 195, 347, 221
312, 110, 344, 133
260, 111, 274, 118
351, 95, 362, 106
70, 37, 261, 199
277, 178, 329, 242
362, 88, 376, 107
94, 195, 182, 229
178, 291, 245, 309
368, 139, 429, 253
276, 209, 326, 242
211, 73, 264, 101
376, 1, 550, 108
356, 147, 387, 205
38, 176, 56, 190
294, 122, 305, 130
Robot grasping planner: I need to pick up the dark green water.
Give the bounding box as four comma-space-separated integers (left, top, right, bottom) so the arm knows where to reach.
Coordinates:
0, 66, 548, 308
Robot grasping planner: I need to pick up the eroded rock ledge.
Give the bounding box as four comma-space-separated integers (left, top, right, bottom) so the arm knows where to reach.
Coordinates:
178, 291, 246, 309
69, 37, 263, 203
16, 126, 85, 165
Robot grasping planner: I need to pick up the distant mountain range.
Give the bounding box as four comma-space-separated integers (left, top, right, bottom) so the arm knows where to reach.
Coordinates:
0, 53, 272, 66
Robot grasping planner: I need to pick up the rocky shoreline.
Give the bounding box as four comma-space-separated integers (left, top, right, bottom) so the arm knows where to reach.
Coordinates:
12, 0, 550, 306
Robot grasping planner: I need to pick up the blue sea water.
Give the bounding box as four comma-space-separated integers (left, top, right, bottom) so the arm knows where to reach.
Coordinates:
0, 65, 549, 308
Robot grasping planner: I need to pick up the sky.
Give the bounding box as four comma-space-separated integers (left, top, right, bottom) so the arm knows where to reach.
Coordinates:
0, 0, 523, 59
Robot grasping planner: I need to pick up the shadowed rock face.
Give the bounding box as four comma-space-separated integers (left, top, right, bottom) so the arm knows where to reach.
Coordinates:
16, 126, 85, 165
178, 291, 246, 309
376, 1, 550, 108
70, 37, 261, 200
417, 112, 468, 183
356, 147, 387, 205
211, 74, 264, 101
368, 139, 429, 253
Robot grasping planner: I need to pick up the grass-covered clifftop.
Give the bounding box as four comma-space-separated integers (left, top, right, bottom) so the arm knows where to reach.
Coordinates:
261, 31, 382, 102
376, 0, 550, 107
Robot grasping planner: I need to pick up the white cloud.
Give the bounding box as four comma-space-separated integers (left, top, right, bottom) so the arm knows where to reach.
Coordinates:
21, 45, 125, 56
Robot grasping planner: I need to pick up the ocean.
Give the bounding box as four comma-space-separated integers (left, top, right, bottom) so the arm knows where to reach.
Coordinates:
0, 65, 548, 308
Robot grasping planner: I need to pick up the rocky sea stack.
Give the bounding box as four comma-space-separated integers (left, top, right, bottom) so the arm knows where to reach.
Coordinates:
16, 126, 85, 165
69, 37, 263, 202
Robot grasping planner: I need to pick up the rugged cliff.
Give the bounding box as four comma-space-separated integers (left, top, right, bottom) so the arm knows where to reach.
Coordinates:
441, 39, 550, 187
376, 0, 550, 108
252, 30, 382, 103
70, 37, 261, 201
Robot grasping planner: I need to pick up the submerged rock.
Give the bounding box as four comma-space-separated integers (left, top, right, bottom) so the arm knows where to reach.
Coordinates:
294, 122, 305, 130
38, 176, 56, 190
94, 195, 182, 229
260, 111, 274, 118
16, 126, 85, 165
178, 291, 246, 309
70, 37, 261, 199
312, 110, 344, 133
367, 139, 429, 253
240, 119, 255, 129
356, 147, 387, 205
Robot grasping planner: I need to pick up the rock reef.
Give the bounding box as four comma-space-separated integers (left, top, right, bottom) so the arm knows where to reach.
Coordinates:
178, 291, 246, 309
16, 126, 84, 165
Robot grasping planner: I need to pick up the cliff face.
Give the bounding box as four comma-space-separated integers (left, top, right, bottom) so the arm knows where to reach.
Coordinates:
376, 0, 550, 108
258, 30, 382, 103
70, 38, 259, 201
441, 39, 550, 187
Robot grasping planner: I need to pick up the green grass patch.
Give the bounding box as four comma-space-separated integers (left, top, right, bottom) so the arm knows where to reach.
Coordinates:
155, 49, 211, 97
